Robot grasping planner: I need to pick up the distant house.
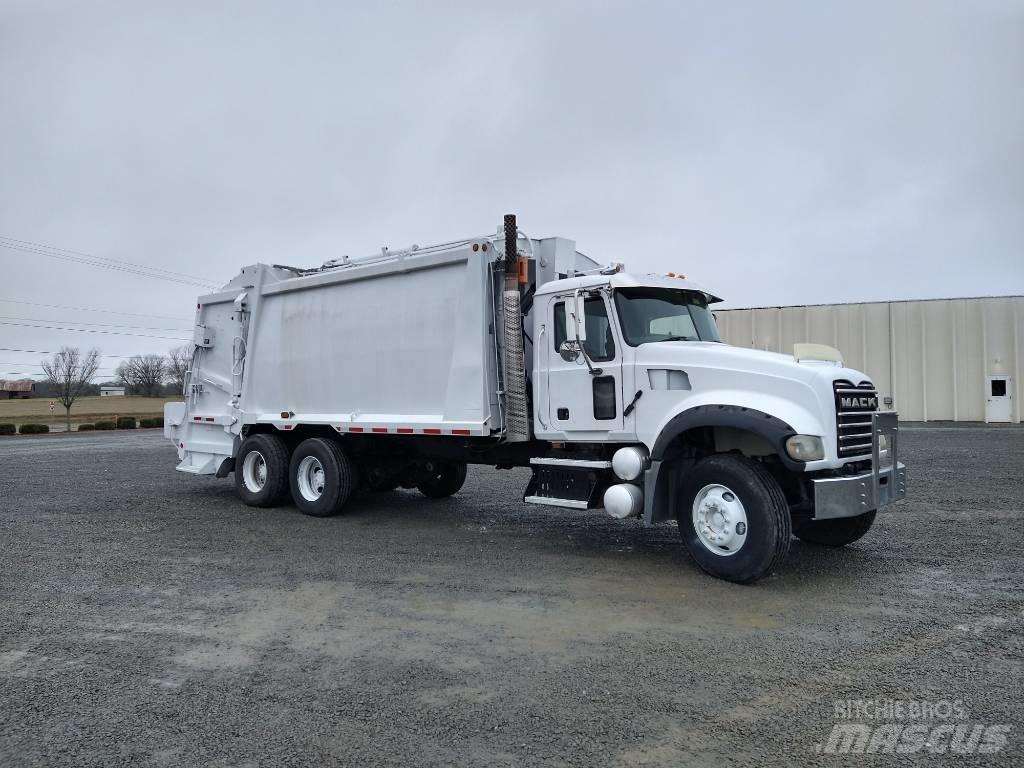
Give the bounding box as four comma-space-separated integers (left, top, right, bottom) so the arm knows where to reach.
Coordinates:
100, 386, 126, 397
0, 379, 34, 400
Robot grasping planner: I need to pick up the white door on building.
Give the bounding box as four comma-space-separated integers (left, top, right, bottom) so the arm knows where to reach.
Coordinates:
985, 376, 1012, 423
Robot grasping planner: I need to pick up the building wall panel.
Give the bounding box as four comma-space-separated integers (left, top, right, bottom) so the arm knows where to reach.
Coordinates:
717, 296, 1021, 423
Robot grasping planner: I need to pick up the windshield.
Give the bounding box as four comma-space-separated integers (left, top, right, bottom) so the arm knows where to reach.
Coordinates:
614, 288, 720, 345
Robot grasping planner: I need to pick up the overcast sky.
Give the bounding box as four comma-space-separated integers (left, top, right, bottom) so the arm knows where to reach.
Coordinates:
1, 0, 1022, 379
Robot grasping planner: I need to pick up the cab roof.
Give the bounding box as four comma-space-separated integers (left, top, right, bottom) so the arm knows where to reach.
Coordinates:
534, 271, 723, 304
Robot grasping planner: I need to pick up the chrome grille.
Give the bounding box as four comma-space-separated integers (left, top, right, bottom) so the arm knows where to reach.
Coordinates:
834, 380, 878, 459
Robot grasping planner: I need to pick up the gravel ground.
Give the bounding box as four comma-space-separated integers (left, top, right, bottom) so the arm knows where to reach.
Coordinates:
0, 427, 1021, 766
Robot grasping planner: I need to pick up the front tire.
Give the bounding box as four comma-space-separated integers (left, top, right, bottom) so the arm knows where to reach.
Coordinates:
289, 438, 356, 517
677, 454, 791, 584
794, 510, 876, 546
417, 462, 467, 499
234, 433, 290, 508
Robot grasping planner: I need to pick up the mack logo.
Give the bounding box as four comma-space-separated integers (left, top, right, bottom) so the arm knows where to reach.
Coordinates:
840, 395, 878, 410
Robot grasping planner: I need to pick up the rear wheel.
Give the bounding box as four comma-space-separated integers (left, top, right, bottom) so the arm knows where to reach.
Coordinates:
363, 467, 400, 493
417, 462, 467, 499
235, 433, 290, 508
794, 510, 876, 546
289, 438, 356, 517
677, 454, 791, 584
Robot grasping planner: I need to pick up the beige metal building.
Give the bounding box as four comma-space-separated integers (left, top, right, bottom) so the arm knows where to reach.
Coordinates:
717, 296, 1023, 423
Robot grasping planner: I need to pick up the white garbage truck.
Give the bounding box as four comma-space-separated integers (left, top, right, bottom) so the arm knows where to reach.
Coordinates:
165, 215, 906, 583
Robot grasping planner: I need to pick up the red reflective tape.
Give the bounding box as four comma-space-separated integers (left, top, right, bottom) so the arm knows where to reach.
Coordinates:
282, 424, 294, 430
396, 428, 413, 434
193, 416, 201, 421
423, 428, 441, 435
371, 427, 388, 433
205, 417, 215, 422
349, 427, 364, 433
452, 429, 471, 436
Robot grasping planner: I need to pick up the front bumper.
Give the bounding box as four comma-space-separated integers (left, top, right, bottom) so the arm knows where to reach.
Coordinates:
812, 412, 907, 520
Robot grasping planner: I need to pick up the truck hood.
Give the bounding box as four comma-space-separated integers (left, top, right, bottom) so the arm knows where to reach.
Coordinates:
635, 341, 872, 390
631, 341, 875, 466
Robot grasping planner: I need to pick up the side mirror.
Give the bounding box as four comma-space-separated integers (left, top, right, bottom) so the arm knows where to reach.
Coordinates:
558, 340, 580, 362
572, 292, 587, 342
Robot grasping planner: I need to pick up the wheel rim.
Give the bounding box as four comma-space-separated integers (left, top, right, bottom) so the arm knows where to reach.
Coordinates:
296, 455, 326, 502
691, 483, 748, 557
242, 450, 267, 493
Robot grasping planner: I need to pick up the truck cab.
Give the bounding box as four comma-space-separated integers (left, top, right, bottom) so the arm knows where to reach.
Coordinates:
526, 268, 906, 581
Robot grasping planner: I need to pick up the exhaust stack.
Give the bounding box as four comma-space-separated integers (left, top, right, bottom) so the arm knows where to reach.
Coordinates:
501, 214, 529, 442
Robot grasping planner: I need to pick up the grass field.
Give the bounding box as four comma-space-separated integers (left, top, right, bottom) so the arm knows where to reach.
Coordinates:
0, 396, 182, 426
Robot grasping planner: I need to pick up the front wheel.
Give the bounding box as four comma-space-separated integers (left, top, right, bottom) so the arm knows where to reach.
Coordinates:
289, 438, 356, 517
794, 510, 876, 546
677, 454, 791, 584
417, 462, 467, 499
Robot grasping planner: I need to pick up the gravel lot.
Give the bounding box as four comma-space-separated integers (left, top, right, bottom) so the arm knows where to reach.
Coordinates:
1, 427, 1021, 766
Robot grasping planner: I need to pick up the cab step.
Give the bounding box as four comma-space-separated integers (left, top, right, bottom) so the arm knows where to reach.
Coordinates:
522, 458, 611, 510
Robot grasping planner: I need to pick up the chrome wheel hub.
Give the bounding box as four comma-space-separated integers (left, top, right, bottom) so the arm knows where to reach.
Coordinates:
242, 450, 267, 493
692, 483, 748, 557
296, 455, 326, 502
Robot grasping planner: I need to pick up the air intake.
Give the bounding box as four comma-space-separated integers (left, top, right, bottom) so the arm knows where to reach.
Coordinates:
501, 214, 529, 442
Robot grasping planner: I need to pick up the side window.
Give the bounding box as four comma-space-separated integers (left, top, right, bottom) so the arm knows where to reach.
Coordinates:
583, 297, 615, 362
552, 295, 615, 362
593, 376, 616, 419
553, 301, 567, 350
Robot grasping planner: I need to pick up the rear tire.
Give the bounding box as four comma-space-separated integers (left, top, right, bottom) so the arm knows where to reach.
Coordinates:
234, 433, 290, 508
364, 468, 400, 493
289, 438, 356, 517
417, 462, 467, 499
794, 510, 876, 546
676, 454, 791, 584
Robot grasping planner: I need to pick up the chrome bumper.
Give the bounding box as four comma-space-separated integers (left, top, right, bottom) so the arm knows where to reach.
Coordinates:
812, 412, 907, 520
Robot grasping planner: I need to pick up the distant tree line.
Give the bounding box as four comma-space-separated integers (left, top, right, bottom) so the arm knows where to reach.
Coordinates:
31, 345, 193, 424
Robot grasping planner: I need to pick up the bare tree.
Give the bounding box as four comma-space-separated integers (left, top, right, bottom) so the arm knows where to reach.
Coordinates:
116, 354, 167, 397
166, 344, 191, 393
41, 347, 101, 431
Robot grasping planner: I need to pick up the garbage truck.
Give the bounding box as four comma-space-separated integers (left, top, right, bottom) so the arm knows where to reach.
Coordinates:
165, 215, 906, 583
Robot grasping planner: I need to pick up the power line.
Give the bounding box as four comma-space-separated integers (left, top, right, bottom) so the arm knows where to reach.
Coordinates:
0, 297, 192, 322
0, 315, 191, 332
0, 240, 219, 289
1, 363, 122, 370
0, 320, 190, 341
0, 360, 122, 370
0, 234, 220, 285
0, 347, 138, 358
0, 237, 221, 289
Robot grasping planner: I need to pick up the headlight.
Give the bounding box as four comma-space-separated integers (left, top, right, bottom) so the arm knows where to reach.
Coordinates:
785, 434, 824, 461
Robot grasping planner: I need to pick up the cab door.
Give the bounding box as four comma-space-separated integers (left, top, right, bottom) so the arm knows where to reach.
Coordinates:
545, 291, 624, 436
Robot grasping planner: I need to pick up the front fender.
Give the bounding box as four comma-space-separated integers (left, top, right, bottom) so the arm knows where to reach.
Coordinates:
642, 403, 805, 526
649, 403, 804, 472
